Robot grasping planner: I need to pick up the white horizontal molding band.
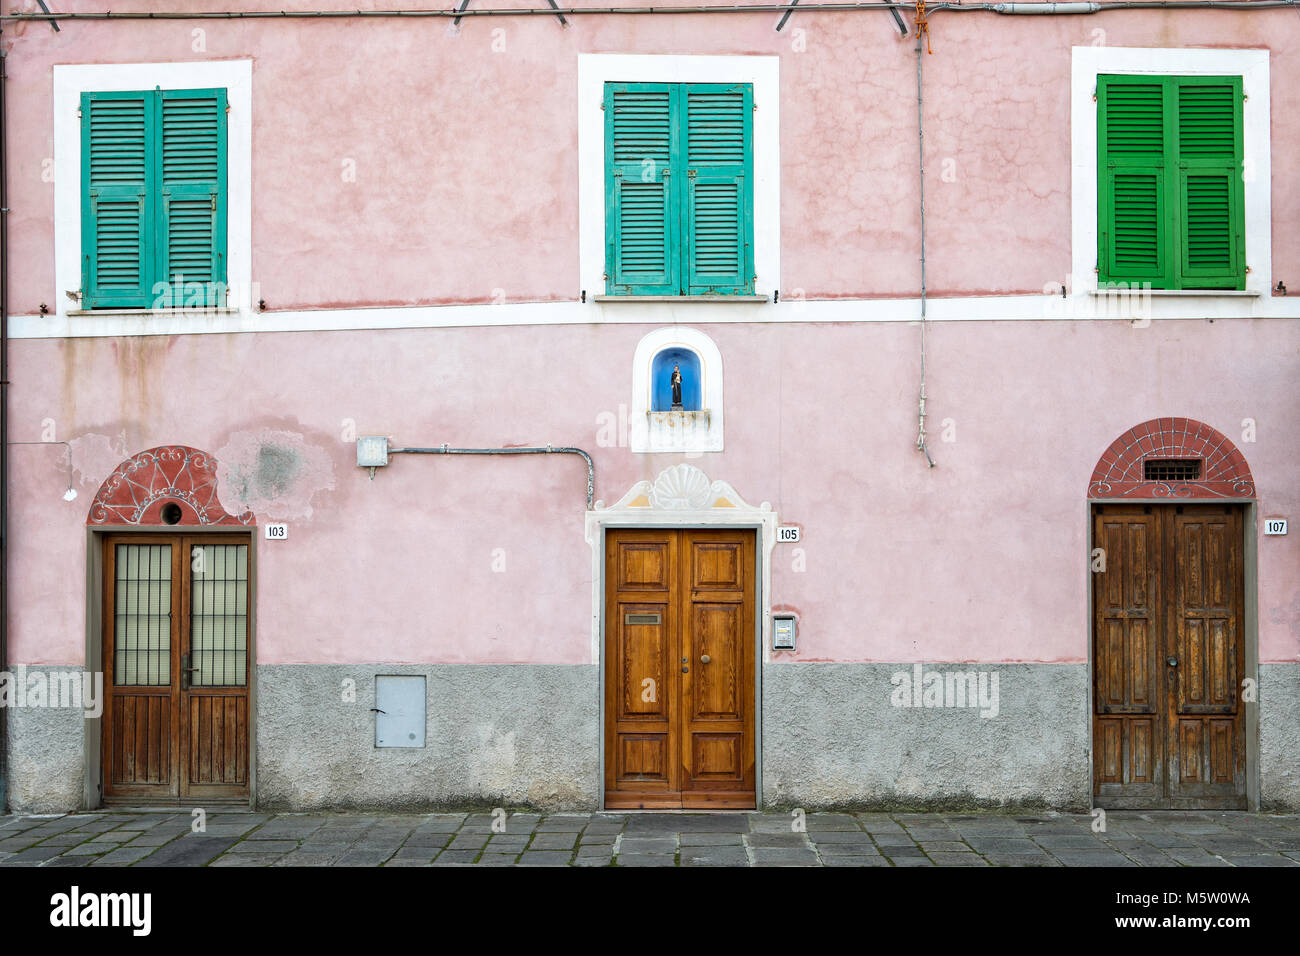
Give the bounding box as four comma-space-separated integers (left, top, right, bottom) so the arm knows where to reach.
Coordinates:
9, 292, 1300, 338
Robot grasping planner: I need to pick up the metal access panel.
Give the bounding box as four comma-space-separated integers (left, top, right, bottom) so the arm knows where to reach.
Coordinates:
375, 676, 426, 748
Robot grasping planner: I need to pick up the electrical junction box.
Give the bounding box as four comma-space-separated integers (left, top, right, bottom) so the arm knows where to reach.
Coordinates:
374, 675, 426, 748
773, 616, 797, 651
356, 436, 389, 468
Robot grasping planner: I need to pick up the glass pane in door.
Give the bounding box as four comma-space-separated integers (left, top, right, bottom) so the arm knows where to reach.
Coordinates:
114, 544, 172, 685
190, 544, 249, 686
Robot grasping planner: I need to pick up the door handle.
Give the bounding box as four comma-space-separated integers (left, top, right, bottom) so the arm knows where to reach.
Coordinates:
181, 653, 202, 689
1166, 656, 1178, 667
700, 654, 711, 664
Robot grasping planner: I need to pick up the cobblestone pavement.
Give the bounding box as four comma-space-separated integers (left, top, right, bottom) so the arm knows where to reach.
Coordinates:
0, 809, 1297, 867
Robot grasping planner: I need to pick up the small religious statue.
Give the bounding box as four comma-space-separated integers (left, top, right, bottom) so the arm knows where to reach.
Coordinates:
670, 364, 684, 410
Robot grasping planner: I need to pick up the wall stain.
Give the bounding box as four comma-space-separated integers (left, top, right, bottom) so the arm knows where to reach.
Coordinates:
214, 427, 336, 521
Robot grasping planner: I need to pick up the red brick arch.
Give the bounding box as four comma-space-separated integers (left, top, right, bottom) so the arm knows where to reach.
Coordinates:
1088, 417, 1254, 500
87, 445, 255, 526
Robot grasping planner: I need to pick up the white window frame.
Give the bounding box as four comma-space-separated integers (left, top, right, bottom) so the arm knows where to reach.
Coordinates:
578, 54, 780, 301
1071, 46, 1270, 298
53, 60, 253, 320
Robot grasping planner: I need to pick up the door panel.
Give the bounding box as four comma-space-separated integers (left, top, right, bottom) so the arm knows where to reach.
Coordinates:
606, 531, 679, 805
181, 541, 251, 799
1092, 504, 1245, 809
104, 540, 181, 800
1167, 507, 1244, 807
604, 529, 755, 809
103, 533, 251, 805
1092, 510, 1162, 806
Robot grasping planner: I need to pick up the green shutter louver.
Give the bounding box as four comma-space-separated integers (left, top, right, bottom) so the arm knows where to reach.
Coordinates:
1107, 170, 1167, 282
1097, 74, 1244, 290
82, 92, 153, 309
606, 84, 678, 295
81, 87, 228, 310
604, 81, 754, 296
684, 84, 752, 294
1098, 79, 1168, 288
159, 90, 227, 307
1175, 79, 1243, 287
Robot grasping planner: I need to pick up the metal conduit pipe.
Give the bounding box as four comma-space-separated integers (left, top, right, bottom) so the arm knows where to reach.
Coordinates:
0, 27, 9, 812
993, 2, 1100, 11
1, 1, 1296, 21
387, 445, 596, 510
914, 26, 935, 469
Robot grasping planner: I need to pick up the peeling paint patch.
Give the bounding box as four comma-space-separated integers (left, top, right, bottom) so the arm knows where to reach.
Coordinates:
68, 432, 131, 489
215, 429, 336, 521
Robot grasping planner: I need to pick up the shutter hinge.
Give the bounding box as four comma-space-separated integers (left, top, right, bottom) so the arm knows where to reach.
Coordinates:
211, 195, 217, 212
226, 105, 231, 113
76, 108, 82, 119
1092, 86, 1097, 102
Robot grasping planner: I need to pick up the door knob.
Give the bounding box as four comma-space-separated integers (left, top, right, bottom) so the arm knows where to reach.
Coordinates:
1166, 656, 1178, 667
700, 654, 711, 664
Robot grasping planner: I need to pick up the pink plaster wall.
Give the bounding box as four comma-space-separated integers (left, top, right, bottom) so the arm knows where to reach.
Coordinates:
2, 8, 1298, 310
2, 6, 1297, 669
7, 319, 1298, 667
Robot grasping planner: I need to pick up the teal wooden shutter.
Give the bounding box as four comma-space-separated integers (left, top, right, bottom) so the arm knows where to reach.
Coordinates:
81, 92, 154, 309
1173, 77, 1244, 289
158, 89, 228, 307
605, 83, 678, 295
683, 84, 753, 294
1098, 77, 1169, 288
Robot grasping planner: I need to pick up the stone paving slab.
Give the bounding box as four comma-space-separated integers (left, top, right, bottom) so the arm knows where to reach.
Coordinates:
0, 809, 1295, 867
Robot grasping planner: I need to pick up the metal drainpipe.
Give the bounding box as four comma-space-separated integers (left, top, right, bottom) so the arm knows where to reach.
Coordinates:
914, 27, 935, 468
388, 445, 596, 510
1, 27, 10, 813
1, 1, 1298, 22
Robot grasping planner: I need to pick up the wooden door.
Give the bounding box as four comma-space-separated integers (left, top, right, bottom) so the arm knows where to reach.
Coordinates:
604, 529, 756, 809
103, 534, 251, 804
1092, 504, 1245, 809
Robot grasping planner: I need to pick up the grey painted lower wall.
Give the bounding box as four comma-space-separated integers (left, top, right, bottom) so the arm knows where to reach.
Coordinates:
3, 660, 1295, 812
1260, 663, 1300, 811
4, 666, 88, 813
761, 663, 1093, 811
256, 664, 600, 811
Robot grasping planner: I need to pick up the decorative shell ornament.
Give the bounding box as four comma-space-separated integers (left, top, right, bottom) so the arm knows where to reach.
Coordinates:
652, 464, 713, 510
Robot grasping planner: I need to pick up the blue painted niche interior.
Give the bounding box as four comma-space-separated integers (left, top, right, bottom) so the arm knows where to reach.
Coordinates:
651, 348, 702, 411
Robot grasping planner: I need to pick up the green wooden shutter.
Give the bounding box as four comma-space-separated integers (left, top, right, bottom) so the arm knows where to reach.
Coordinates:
1173, 77, 1244, 289
157, 89, 228, 307
605, 83, 678, 295
81, 92, 154, 309
683, 84, 753, 295
1098, 77, 1169, 288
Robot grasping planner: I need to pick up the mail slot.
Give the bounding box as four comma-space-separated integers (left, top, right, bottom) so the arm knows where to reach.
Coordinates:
625, 612, 662, 625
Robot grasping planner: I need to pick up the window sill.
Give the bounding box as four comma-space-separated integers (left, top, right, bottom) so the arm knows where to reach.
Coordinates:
594, 295, 769, 303
648, 409, 711, 424
1087, 289, 1259, 297
66, 307, 242, 317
